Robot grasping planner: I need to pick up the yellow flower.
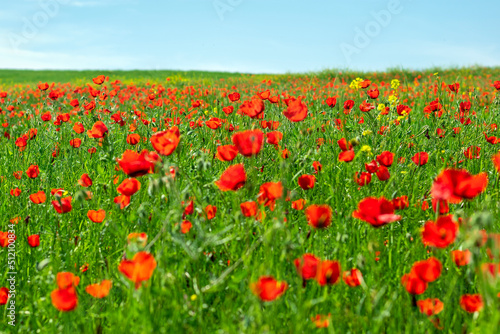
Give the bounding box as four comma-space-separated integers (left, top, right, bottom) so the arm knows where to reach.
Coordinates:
204, 110, 209, 115
377, 103, 386, 111
349, 77, 364, 90
391, 79, 400, 89
360, 145, 371, 153
362, 130, 372, 136
190, 294, 197, 301
388, 94, 398, 106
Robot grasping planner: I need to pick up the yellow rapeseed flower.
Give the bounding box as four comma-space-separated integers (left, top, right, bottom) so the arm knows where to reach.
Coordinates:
360, 145, 371, 153
391, 79, 400, 89
350, 78, 364, 90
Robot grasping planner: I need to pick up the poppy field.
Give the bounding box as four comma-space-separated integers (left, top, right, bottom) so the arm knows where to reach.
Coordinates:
2, 67, 500, 333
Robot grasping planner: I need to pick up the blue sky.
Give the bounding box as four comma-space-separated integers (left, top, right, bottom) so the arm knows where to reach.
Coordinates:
0, 0, 499, 73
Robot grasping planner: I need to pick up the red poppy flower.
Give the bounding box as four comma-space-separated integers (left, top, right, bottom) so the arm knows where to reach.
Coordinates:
292, 198, 306, 210
354, 172, 371, 186
316, 260, 341, 286
78, 173, 92, 187
114, 195, 131, 209
365, 160, 378, 173
204, 205, 217, 220
294, 254, 320, 280
367, 88, 379, 99
232, 129, 264, 157
92, 75, 105, 85
118, 251, 157, 289
259, 90, 270, 100
87, 121, 108, 139
411, 152, 429, 166
228, 92, 240, 102
180, 220, 192, 233
215, 164, 246, 191
375, 165, 390, 181
38, 82, 49, 90
451, 249, 471, 267
0, 232, 15, 247
0, 287, 9, 305
205, 117, 222, 129
26, 165, 40, 178
239, 98, 265, 119
51, 286, 78, 312
338, 150, 355, 162
222, 106, 234, 114
313, 161, 322, 173
417, 298, 444, 316
73, 123, 84, 134
86, 280, 112, 298
10, 188, 21, 197
401, 271, 427, 295
250, 276, 288, 301
412, 257, 442, 283
326, 97, 337, 107
182, 200, 194, 218
87, 209, 106, 223
343, 268, 363, 287
376, 151, 394, 167
52, 196, 72, 214
257, 182, 283, 210
298, 174, 316, 190
266, 131, 283, 146
28, 234, 40, 247
493, 81, 500, 90
359, 101, 375, 112
422, 215, 458, 248
216, 145, 238, 161
448, 82, 460, 92
240, 201, 257, 217
459, 294, 483, 313
150, 126, 180, 156
344, 100, 354, 110
117, 150, 156, 177
392, 196, 409, 210
352, 197, 401, 227
337, 138, 352, 151
283, 98, 308, 122
305, 204, 332, 229
431, 169, 488, 203
29, 191, 46, 204
127, 133, 141, 145
117, 178, 141, 196
51, 272, 79, 311
464, 146, 481, 159
70, 138, 82, 148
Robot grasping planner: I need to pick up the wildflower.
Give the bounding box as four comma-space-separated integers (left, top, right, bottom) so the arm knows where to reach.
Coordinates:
250, 276, 287, 301
215, 164, 246, 191
118, 251, 157, 289
305, 204, 332, 229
